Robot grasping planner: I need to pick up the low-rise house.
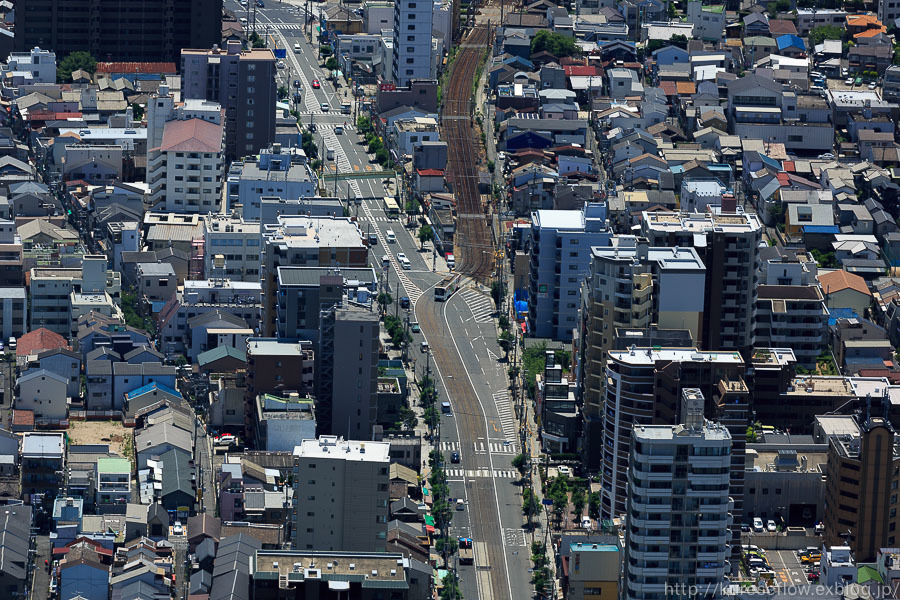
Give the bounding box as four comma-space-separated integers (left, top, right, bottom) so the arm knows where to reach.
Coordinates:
134, 422, 192, 470
820, 269, 873, 317
16, 369, 68, 422
22, 432, 65, 498
0, 504, 31, 598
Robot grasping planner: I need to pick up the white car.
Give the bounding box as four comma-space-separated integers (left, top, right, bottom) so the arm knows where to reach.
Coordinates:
767, 519, 777, 532
581, 517, 592, 529
869, 82, 878, 90
173, 522, 184, 536
845, 77, 855, 86
397, 253, 411, 269
276, 60, 286, 69
753, 517, 764, 532
497, 151, 506, 161
456, 498, 465, 510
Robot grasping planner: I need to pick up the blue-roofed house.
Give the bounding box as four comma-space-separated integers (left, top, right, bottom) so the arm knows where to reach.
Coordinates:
776, 34, 806, 57
124, 382, 184, 421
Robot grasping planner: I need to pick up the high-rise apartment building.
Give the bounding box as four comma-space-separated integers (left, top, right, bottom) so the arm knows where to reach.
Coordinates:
317, 304, 380, 438
527, 203, 611, 341
599, 348, 743, 519
292, 436, 390, 552
260, 215, 368, 336
623, 391, 733, 600
181, 41, 276, 162
576, 237, 707, 471
15, 0, 222, 63
641, 209, 762, 353
392, 0, 434, 86
824, 414, 900, 562
755, 284, 828, 369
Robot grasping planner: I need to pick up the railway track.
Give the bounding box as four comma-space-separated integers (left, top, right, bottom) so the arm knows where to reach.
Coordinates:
443, 25, 494, 284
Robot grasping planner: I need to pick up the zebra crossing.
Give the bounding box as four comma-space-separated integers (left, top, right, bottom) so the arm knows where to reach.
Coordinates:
270, 22, 305, 29
314, 123, 355, 132
472, 440, 518, 454
492, 390, 518, 442
321, 129, 362, 198
439, 441, 517, 454
445, 469, 518, 479
459, 288, 495, 324
359, 198, 423, 304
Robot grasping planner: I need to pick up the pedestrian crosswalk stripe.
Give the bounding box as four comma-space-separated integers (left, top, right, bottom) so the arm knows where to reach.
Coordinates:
459, 289, 495, 323
492, 390, 517, 442
271, 23, 304, 29
473, 441, 518, 454
444, 469, 517, 478
440, 441, 460, 451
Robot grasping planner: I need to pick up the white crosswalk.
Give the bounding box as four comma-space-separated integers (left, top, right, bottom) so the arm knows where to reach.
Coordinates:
445, 469, 518, 479
359, 197, 423, 305
472, 440, 518, 454
459, 288, 495, 323
313, 123, 355, 132
439, 441, 460, 451
492, 390, 517, 442
270, 22, 305, 29
505, 528, 528, 547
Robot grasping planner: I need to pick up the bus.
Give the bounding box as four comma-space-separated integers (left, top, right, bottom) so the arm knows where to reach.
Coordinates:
434, 274, 461, 301
383, 196, 399, 218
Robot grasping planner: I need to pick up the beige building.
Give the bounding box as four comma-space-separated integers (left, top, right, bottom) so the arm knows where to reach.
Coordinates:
292, 436, 390, 553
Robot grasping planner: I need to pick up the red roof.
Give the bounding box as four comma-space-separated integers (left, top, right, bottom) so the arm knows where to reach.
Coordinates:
417, 169, 444, 177
776, 173, 790, 186
96, 62, 177, 75
563, 65, 598, 77
782, 160, 795, 172
659, 81, 677, 96
16, 327, 71, 357
12, 410, 33, 427
27, 110, 82, 121
156, 118, 224, 153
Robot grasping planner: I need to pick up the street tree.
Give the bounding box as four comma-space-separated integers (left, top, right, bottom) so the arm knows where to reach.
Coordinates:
417, 224, 433, 249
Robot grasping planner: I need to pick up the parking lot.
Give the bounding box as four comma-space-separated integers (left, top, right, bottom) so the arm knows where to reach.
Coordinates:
768, 549, 814, 587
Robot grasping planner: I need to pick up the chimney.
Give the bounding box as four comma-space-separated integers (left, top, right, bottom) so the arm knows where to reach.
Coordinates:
721, 193, 736, 213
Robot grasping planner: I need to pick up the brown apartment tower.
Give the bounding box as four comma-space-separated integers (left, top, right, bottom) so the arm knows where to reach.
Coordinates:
14, 0, 222, 63
824, 414, 900, 562
181, 41, 276, 162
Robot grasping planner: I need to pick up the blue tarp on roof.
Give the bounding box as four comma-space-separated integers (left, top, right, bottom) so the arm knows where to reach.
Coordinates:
777, 34, 805, 51
125, 382, 182, 401
828, 307, 859, 326
802, 225, 840, 234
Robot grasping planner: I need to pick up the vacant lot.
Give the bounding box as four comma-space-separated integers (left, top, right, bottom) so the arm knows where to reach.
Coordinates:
68, 420, 130, 457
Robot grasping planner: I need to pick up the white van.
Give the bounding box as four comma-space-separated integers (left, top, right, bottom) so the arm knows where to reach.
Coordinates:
326, 148, 335, 161
381, 255, 390, 268
294, 43, 301, 53
334, 125, 344, 134
386, 230, 396, 243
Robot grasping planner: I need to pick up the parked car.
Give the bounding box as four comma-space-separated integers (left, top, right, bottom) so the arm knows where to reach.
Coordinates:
456, 498, 466, 510
753, 517, 764, 532
845, 77, 855, 86
173, 522, 184, 536
767, 520, 777, 532
869, 82, 878, 90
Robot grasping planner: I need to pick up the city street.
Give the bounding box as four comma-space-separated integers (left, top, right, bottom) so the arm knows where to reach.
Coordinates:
225, 3, 535, 597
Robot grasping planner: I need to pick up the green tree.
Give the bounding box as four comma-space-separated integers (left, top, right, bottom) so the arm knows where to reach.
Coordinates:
571, 486, 586, 520
440, 573, 462, 600
319, 45, 333, 57
809, 25, 844, 46
325, 56, 339, 71
277, 85, 289, 100
417, 224, 433, 249
522, 487, 540, 517
395, 406, 418, 431
491, 281, 506, 307
588, 492, 601, 520
530, 30, 578, 58
57, 51, 96, 83
356, 115, 372, 132
377, 291, 393, 314
498, 314, 510, 331
512, 453, 528, 479
669, 34, 689, 48
249, 32, 267, 48
497, 330, 514, 359
405, 199, 418, 215
130, 103, 144, 122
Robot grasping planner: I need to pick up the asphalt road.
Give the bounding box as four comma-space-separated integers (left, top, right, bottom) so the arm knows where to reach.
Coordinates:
228, 4, 535, 596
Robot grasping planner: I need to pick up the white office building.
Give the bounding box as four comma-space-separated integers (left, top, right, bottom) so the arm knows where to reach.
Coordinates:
392, 0, 434, 86
292, 436, 390, 553
623, 389, 733, 600
203, 214, 261, 282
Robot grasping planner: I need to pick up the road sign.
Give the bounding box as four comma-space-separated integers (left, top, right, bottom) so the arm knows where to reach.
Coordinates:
542, 498, 554, 506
